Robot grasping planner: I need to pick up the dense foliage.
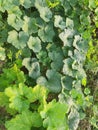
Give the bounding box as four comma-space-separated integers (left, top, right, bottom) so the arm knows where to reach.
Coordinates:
0, 0, 98, 130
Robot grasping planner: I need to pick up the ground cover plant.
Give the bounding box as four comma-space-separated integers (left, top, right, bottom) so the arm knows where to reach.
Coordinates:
0, 0, 98, 130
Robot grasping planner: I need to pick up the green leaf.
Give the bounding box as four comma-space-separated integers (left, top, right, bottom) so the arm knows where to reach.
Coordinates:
84, 88, 90, 95
61, 76, 74, 90
0, 65, 26, 91
46, 69, 62, 92
54, 15, 66, 29
22, 16, 38, 34
63, 58, 74, 77
59, 28, 75, 46
7, 13, 23, 30
73, 49, 86, 63
82, 77, 87, 86
31, 85, 48, 103
40, 100, 69, 130
5, 84, 30, 112
5, 110, 43, 130
27, 36, 42, 53
48, 48, 64, 71
7, 30, 29, 49
22, 58, 40, 79
0, 47, 6, 60
68, 108, 80, 130
66, 18, 74, 29
73, 35, 88, 53
38, 23, 55, 42
35, 2, 52, 22
37, 70, 62, 93
20, 0, 32, 8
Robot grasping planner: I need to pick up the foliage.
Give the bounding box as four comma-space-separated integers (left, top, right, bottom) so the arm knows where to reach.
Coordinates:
0, 0, 98, 129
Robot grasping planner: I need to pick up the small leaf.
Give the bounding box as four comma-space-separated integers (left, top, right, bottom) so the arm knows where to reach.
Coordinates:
66, 18, 74, 29
82, 77, 87, 86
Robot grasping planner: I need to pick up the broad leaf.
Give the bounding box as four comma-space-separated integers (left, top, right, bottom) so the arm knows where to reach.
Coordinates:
59, 28, 75, 46
5, 110, 43, 130
22, 16, 38, 34
54, 15, 66, 29
7, 30, 29, 49
27, 36, 41, 53
40, 100, 69, 130
38, 23, 55, 42
68, 108, 80, 130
